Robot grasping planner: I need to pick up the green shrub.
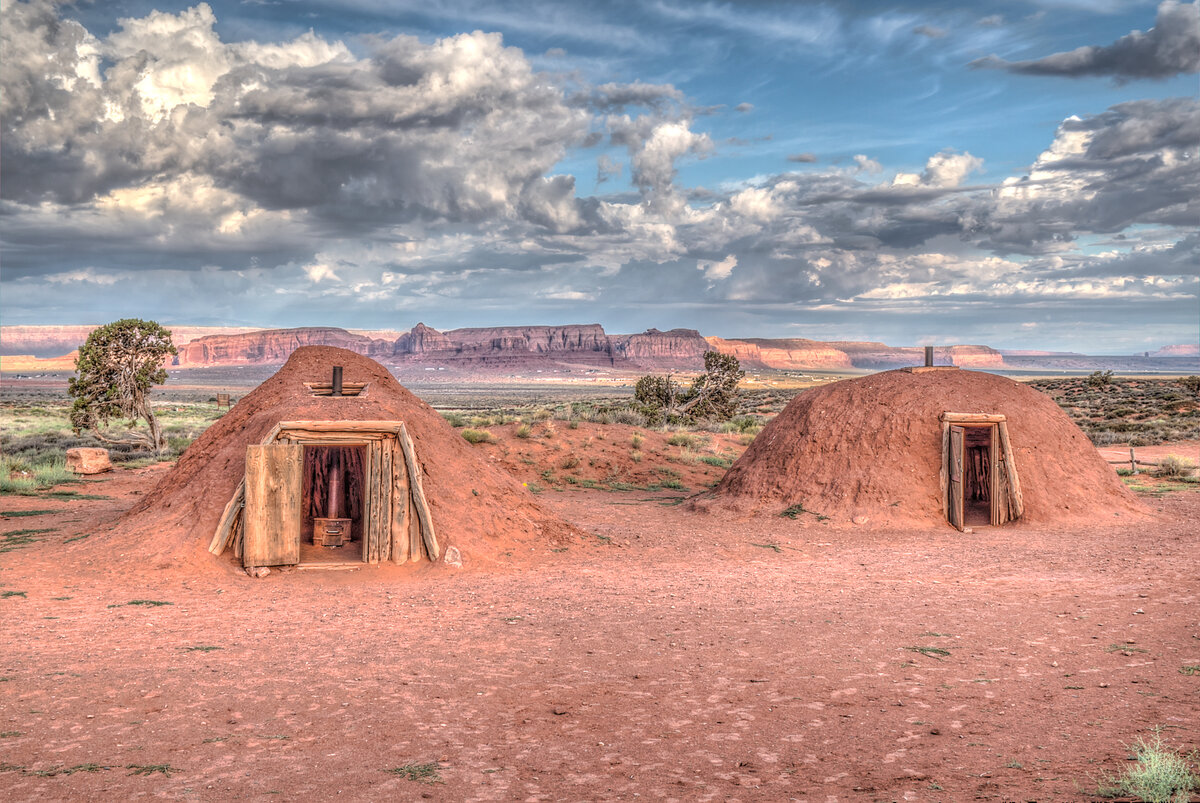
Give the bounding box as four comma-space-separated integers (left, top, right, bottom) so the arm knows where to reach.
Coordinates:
514, 424, 533, 439
440, 412, 467, 428
1179, 376, 1200, 395
1096, 729, 1197, 803
631, 433, 644, 448
699, 455, 732, 468
667, 433, 697, 448
461, 429, 493, 444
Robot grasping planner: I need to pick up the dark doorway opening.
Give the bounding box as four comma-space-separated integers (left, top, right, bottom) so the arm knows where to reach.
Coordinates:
962, 426, 993, 527
300, 445, 366, 564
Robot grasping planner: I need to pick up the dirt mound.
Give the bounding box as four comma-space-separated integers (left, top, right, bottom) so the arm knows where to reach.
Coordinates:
103, 347, 577, 573
697, 369, 1145, 527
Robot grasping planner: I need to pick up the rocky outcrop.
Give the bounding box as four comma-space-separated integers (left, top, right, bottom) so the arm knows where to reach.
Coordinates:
177, 327, 393, 366
707, 337, 852, 370
1152, 344, 1199, 358
613, 329, 710, 368
440, 324, 615, 363
393, 323, 454, 355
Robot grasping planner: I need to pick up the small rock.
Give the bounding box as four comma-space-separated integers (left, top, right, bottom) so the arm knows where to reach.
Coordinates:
852, 515, 869, 525
443, 545, 462, 568
65, 447, 112, 475
246, 566, 270, 578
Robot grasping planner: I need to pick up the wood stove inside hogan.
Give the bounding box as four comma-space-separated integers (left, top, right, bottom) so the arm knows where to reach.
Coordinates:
303, 445, 364, 549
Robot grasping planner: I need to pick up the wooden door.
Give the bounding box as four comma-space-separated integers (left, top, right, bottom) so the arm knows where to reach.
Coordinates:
988, 424, 1003, 526
948, 425, 965, 531
243, 443, 303, 567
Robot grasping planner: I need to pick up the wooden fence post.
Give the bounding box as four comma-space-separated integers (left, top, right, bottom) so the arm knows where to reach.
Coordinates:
1130, 447, 1137, 475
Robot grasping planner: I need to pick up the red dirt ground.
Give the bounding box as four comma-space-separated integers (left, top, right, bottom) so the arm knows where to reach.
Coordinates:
2, 449, 1198, 801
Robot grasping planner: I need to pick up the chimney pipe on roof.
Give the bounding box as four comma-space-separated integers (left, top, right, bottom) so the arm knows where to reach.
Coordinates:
924, 346, 934, 367
331, 366, 343, 397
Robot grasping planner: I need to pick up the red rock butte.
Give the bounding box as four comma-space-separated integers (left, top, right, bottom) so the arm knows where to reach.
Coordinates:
701, 368, 1145, 528
107, 347, 576, 573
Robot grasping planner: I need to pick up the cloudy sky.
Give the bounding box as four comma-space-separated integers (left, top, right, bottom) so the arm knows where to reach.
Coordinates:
1, 0, 1197, 351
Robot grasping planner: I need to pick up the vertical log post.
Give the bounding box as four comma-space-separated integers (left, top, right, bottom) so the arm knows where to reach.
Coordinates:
1130, 447, 1138, 475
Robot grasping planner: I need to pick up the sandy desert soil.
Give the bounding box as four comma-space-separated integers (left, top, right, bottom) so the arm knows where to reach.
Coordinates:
1, 452, 1198, 802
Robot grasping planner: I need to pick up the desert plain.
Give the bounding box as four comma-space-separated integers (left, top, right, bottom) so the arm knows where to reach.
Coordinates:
1, 372, 1198, 802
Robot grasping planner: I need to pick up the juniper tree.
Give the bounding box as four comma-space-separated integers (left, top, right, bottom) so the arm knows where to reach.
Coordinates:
68, 319, 177, 455
634, 351, 744, 425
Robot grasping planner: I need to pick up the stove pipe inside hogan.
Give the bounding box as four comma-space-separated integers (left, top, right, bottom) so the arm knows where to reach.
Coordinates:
327, 455, 342, 519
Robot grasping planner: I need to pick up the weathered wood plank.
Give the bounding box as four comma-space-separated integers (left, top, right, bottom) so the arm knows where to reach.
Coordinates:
407, 481, 420, 562
948, 425, 964, 532
233, 512, 243, 560
259, 422, 286, 445
990, 428, 1002, 527
390, 440, 410, 563
997, 421, 1024, 519
940, 412, 1007, 424
940, 421, 950, 521
243, 443, 303, 567
361, 440, 376, 563
367, 440, 385, 563
276, 432, 386, 443
276, 420, 403, 434
208, 478, 246, 555
399, 424, 439, 561
378, 438, 393, 562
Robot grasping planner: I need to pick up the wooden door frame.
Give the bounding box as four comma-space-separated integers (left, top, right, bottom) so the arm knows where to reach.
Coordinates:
941, 413, 1011, 531
209, 421, 440, 567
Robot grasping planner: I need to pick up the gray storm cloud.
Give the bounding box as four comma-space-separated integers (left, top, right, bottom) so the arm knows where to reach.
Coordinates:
971, 0, 1200, 81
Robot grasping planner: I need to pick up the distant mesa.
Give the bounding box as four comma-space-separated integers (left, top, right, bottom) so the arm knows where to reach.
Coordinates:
1, 323, 1197, 374
1151, 344, 1199, 358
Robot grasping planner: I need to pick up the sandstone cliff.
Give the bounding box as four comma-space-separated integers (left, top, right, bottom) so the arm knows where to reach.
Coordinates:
0, 325, 258, 358
435, 324, 616, 364
177, 327, 393, 366
707, 337, 853, 369
613, 329, 710, 368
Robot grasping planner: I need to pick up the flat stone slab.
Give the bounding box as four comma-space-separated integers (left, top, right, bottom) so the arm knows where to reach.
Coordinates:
66, 447, 113, 474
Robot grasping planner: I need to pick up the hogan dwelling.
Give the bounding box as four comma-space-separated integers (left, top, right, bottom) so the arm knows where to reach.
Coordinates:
700, 367, 1145, 529
115, 347, 575, 571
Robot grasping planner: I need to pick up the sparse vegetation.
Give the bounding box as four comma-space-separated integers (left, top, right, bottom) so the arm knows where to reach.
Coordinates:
904, 646, 952, 659
1095, 729, 1197, 803
387, 762, 443, 783
780, 503, 828, 521
1154, 454, 1196, 479
126, 763, 182, 777
461, 428, 493, 444
1030, 377, 1200, 446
